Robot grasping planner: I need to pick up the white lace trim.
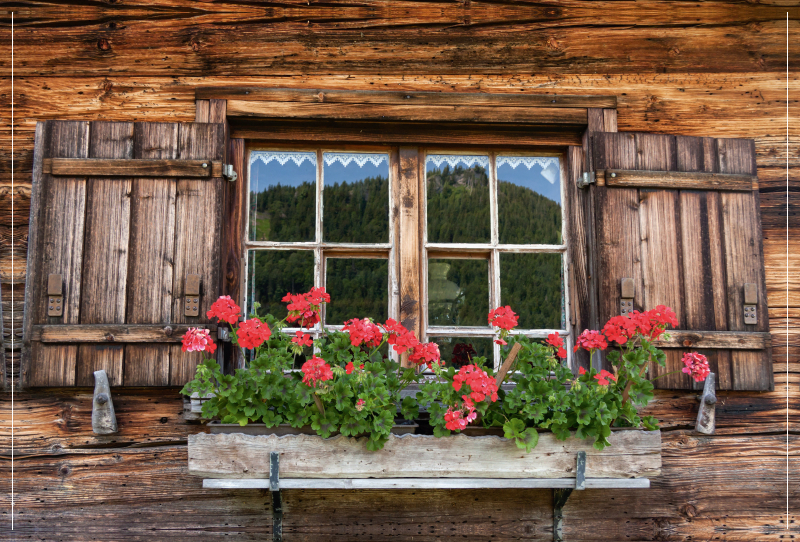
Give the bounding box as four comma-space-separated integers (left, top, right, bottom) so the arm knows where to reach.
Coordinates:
496, 156, 558, 170
250, 151, 317, 168
426, 154, 490, 169
323, 152, 388, 168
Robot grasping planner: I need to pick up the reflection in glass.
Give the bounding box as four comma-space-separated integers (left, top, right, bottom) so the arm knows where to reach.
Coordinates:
434, 336, 494, 369
428, 259, 489, 327
247, 250, 315, 321
249, 151, 317, 242
426, 155, 490, 243
323, 153, 390, 243
500, 253, 563, 329
325, 258, 388, 324
497, 156, 562, 244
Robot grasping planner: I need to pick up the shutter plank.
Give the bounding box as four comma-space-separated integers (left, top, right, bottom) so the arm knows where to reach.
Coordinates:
170, 123, 224, 385
28, 121, 89, 387
76, 122, 134, 387
565, 145, 591, 371
718, 139, 772, 390
124, 123, 179, 386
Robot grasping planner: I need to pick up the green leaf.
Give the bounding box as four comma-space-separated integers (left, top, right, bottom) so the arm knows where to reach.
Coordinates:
515, 428, 539, 453
503, 418, 526, 439
400, 396, 419, 420
433, 425, 451, 438
340, 418, 369, 437
372, 409, 395, 436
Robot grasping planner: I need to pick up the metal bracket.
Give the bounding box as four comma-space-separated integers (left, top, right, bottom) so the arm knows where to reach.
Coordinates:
695, 372, 716, 434
222, 163, 238, 182
271, 452, 283, 542
217, 327, 231, 342
184, 274, 201, 317
47, 274, 63, 317
577, 171, 595, 189
553, 451, 586, 541
743, 283, 758, 324
620, 277, 634, 316
92, 369, 118, 435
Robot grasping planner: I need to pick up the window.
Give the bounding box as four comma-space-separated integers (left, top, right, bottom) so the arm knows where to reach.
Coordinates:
422, 152, 568, 371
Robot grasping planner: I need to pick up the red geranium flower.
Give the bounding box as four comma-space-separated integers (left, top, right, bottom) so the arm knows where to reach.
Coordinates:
488, 306, 519, 331
546, 333, 564, 349
237, 318, 272, 350
574, 329, 608, 352
594, 369, 617, 386
345, 361, 355, 374
181, 328, 217, 354
292, 330, 313, 348
408, 342, 441, 369
283, 287, 330, 328
382, 319, 420, 355
578, 366, 586, 375
206, 295, 242, 325
301, 355, 333, 387
557, 347, 567, 359
452, 364, 499, 403
681, 352, 710, 382
343, 318, 384, 348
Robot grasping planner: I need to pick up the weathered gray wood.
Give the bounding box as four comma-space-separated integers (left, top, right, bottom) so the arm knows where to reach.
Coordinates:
695, 372, 717, 435
202, 478, 650, 490
494, 342, 522, 386
31, 324, 217, 343
188, 431, 661, 480
652, 331, 770, 350
598, 169, 756, 191
43, 158, 223, 178
91, 369, 118, 435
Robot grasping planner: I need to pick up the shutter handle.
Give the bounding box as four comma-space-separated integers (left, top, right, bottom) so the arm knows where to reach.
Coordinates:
743, 283, 757, 324
92, 369, 118, 435
620, 278, 634, 315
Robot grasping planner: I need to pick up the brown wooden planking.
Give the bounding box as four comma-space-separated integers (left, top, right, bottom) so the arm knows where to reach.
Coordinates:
564, 145, 590, 370
124, 122, 180, 386
26, 121, 90, 387
198, 87, 617, 109
598, 169, 756, 191
397, 147, 421, 367
75, 122, 135, 387
31, 324, 217, 343
652, 331, 770, 350
43, 158, 222, 178
194, 98, 228, 124
226, 100, 589, 125
169, 123, 225, 385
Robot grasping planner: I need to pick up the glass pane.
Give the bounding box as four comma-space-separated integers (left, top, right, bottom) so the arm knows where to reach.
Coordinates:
497, 156, 562, 244
323, 152, 390, 243
325, 258, 388, 325
434, 336, 494, 369
249, 151, 317, 242
428, 259, 489, 327
247, 250, 315, 321
500, 253, 563, 329
426, 155, 490, 243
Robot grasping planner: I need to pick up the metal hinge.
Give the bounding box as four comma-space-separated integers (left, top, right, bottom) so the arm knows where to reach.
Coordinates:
577, 171, 595, 189
184, 274, 201, 317
47, 274, 63, 317
743, 282, 757, 324
620, 277, 634, 316
222, 164, 238, 182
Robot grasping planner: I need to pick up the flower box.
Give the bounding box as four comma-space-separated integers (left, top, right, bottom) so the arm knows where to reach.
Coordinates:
188, 429, 661, 482
207, 421, 418, 437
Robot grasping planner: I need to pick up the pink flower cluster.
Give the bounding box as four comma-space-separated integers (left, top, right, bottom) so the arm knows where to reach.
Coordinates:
453, 364, 499, 403
301, 355, 334, 387
444, 403, 478, 431
181, 328, 217, 354
681, 352, 710, 382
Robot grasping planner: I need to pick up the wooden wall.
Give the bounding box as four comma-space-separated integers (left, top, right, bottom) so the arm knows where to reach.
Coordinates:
1, 2, 798, 540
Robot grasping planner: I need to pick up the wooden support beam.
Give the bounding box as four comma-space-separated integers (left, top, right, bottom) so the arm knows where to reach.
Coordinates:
652, 330, 770, 350
31, 324, 217, 343
597, 169, 757, 191
43, 158, 223, 178
202, 478, 650, 490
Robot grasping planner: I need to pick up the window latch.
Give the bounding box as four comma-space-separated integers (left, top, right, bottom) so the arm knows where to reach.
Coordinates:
222, 164, 237, 182
577, 171, 595, 189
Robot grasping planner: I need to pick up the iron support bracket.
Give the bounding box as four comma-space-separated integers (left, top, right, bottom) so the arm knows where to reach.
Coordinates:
552, 451, 586, 541
270, 452, 283, 542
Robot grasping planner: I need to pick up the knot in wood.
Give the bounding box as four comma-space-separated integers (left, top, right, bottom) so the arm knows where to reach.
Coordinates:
163, 326, 173, 337
97, 38, 111, 51
682, 339, 693, 347
105, 333, 115, 342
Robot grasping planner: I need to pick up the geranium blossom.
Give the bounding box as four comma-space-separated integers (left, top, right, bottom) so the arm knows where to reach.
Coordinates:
574, 329, 608, 352
681, 352, 710, 382
301, 355, 334, 387
292, 330, 313, 348
343, 318, 384, 348
594, 369, 618, 386
345, 362, 355, 374
206, 295, 241, 325
488, 306, 519, 331
444, 402, 478, 431
382, 319, 420, 354
546, 333, 568, 359
452, 364, 499, 403
181, 328, 217, 354
578, 366, 586, 375
355, 398, 366, 411
283, 287, 330, 327
237, 318, 272, 350
408, 342, 441, 369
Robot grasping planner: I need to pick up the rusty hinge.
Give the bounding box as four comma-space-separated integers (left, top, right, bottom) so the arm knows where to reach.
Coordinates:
47, 274, 63, 317
620, 277, 634, 316
222, 164, 238, 182
577, 171, 595, 189
743, 283, 758, 325
185, 274, 201, 317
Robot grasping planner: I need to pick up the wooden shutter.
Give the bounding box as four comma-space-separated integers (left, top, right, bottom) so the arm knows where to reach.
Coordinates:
21, 120, 226, 388
590, 132, 772, 391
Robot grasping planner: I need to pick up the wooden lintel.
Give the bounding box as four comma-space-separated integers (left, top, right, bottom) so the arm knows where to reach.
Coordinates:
226, 100, 588, 125
596, 169, 757, 191
652, 331, 770, 350
43, 158, 224, 178
197, 87, 617, 109
31, 324, 218, 343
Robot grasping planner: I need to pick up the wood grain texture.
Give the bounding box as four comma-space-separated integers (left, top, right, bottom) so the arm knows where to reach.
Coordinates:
398, 147, 421, 364
599, 169, 756, 191
188, 431, 661, 479
76, 121, 134, 387
31, 324, 216, 343
44, 158, 222, 178
652, 331, 771, 350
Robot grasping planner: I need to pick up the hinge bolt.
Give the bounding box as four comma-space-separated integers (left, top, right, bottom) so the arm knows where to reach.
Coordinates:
202, 163, 208, 168
610, 172, 616, 178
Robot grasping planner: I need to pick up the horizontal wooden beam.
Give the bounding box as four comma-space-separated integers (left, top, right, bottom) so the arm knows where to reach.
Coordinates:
43, 158, 223, 178
597, 169, 757, 191
652, 331, 770, 350
227, 100, 588, 125
203, 478, 650, 490
197, 87, 617, 109
30, 324, 218, 343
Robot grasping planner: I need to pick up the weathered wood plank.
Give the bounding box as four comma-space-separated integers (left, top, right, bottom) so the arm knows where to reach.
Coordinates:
598, 169, 757, 191
75, 122, 134, 387
398, 147, 421, 366
44, 158, 222, 178
188, 431, 662, 479
31, 324, 217, 343
199, 87, 617, 109
203, 478, 651, 490
124, 122, 180, 386
652, 331, 771, 350
226, 100, 589, 125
